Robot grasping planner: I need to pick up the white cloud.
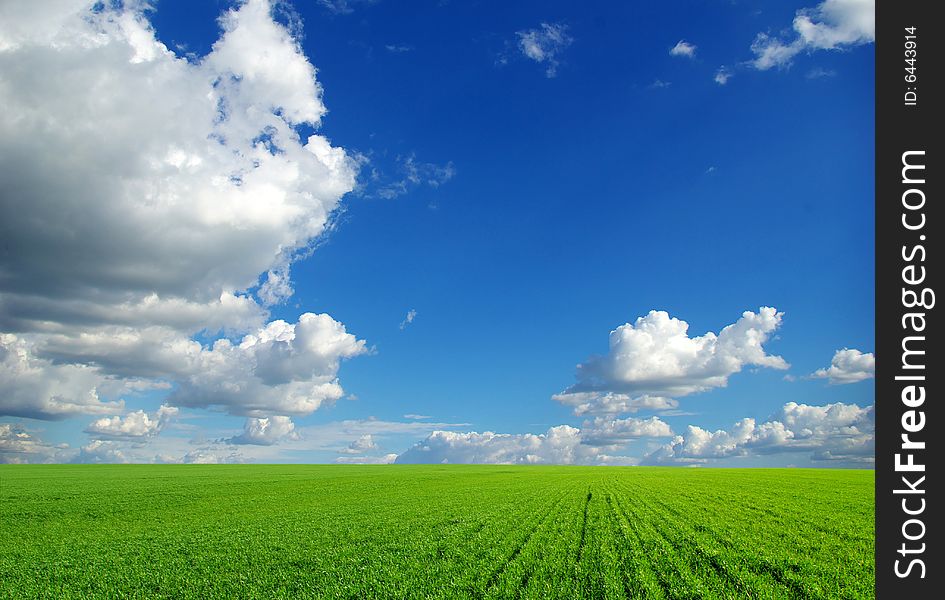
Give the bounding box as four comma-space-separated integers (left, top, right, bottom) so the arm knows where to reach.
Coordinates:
554, 307, 788, 408
296, 417, 471, 451
0, 423, 38, 454
646, 420, 755, 465
6, 428, 271, 464
579, 416, 674, 446
669, 40, 697, 58
335, 453, 397, 464
0, 423, 70, 463
397, 426, 598, 465
648, 79, 672, 89
399, 309, 418, 330
403, 414, 431, 420
170, 314, 367, 416
714, 66, 733, 85
229, 415, 299, 445
751, 0, 874, 70
39, 313, 367, 417
775, 401, 871, 439
643, 401, 874, 465
516, 22, 573, 78
180, 447, 248, 464
338, 433, 379, 454
257, 267, 294, 307
85, 405, 179, 439
396, 417, 672, 465
0, 0, 366, 419
551, 391, 679, 417
73, 440, 129, 464
375, 154, 455, 200
0, 0, 354, 321
810, 348, 874, 384
1, 292, 266, 338
151, 440, 250, 465
385, 44, 411, 53
0, 333, 126, 419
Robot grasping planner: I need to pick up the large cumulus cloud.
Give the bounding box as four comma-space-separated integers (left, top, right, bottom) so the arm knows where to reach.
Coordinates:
0, 0, 352, 316
554, 307, 788, 415
810, 348, 874, 384
228, 415, 299, 446
85, 405, 179, 439
0, 333, 129, 419
0, 0, 365, 421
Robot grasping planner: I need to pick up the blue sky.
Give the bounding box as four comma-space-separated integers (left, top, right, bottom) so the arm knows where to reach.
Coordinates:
0, 0, 875, 466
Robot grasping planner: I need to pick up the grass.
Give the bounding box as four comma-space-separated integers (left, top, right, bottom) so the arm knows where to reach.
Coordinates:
0, 465, 874, 599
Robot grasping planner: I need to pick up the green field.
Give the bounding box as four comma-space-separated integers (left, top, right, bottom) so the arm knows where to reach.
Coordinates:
0, 465, 873, 599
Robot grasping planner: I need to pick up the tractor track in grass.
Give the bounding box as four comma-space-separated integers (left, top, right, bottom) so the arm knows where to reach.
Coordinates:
618, 487, 755, 596
626, 486, 763, 588
651, 492, 820, 598
601, 492, 644, 599
575, 489, 593, 564
481, 486, 572, 597
603, 488, 667, 599
611, 486, 709, 599
613, 479, 815, 599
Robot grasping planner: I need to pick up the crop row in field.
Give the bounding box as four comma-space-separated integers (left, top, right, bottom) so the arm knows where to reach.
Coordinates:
0, 465, 874, 599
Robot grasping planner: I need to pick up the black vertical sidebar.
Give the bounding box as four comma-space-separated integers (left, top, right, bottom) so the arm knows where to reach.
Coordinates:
876, 1, 940, 598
